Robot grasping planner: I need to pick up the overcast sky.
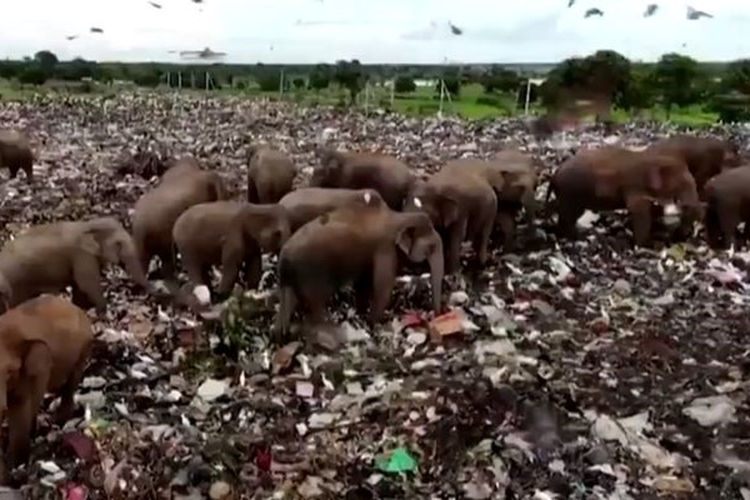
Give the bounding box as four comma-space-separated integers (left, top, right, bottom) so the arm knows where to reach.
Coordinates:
1, 0, 748, 64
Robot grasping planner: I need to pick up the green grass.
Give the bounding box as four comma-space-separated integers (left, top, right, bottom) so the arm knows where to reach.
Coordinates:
0, 77, 722, 127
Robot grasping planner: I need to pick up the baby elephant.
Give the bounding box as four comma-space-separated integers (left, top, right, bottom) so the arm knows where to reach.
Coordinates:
704, 166, 750, 249
247, 144, 297, 204
550, 147, 702, 246
173, 201, 291, 296
403, 163, 497, 273
0, 295, 93, 484
0, 217, 150, 313
275, 202, 444, 339
132, 156, 227, 281
278, 187, 384, 232
0, 129, 34, 182
311, 148, 414, 210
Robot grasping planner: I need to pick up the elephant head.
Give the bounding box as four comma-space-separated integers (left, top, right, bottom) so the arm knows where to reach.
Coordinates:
393, 212, 444, 314
310, 148, 345, 187
239, 204, 292, 253
78, 218, 150, 289
403, 182, 460, 230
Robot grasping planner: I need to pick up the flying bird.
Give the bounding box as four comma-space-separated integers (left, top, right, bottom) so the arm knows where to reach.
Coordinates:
584, 8, 603, 18
66, 35, 79, 41
568, 0, 575, 7
90, 27, 104, 33
644, 4, 658, 17
148, 1, 162, 8
687, 6, 712, 20
448, 22, 463, 35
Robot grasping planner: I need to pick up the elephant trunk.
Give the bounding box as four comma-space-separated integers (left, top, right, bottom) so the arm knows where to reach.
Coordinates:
428, 237, 444, 315
121, 240, 150, 291
521, 186, 538, 224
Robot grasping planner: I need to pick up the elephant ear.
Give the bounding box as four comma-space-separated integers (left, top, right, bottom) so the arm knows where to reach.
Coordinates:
395, 224, 416, 256
439, 194, 460, 226
78, 233, 101, 257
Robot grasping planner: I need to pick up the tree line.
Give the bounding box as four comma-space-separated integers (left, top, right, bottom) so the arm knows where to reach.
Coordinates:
2, 49, 749, 122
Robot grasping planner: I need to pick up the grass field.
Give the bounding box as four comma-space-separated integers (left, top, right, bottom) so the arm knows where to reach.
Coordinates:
0, 77, 721, 126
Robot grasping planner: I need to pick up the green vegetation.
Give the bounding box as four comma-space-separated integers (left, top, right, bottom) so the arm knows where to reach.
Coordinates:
0, 49, 747, 126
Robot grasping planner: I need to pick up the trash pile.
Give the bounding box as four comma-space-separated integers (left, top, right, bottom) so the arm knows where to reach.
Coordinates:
1, 94, 749, 499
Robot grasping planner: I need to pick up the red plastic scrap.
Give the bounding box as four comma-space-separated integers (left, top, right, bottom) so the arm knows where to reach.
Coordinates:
429, 310, 464, 341
400, 311, 426, 329
255, 448, 272, 472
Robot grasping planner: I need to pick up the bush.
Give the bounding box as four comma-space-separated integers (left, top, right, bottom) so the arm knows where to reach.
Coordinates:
18, 66, 48, 85
394, 75, 416, 93
475, 95, 502, 107
256, 72, 280, 92
710, 91, 750, 123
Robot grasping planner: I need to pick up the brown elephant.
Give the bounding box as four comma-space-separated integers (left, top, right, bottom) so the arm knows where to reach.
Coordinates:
278, 187, 385, 232
132, 157, 227, 280
403, 163, 497, 273
549, 146, 703, 246
275, 202, 444, 339
310, 148, 414, 210
173, 201, 291, 295
0, 129, 34, 182
0, 217, 150, 313
703, 165, 750, 249
0, 295, 93, 484
647, 135, 741, 195
247, 144, 296, 204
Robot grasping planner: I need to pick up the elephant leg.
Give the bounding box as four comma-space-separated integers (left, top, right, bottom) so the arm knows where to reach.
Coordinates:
247, 177, 259, 204
181, 251, 207, 288
7, 165, 18, 179
72, 254, 106, 312
496, 211, 516, 251
273, 285, 299, 342
55, 342, 91, 424
243, 246, 263, 290
625, 195, 653, 246
474, 197, 498, 266
557, 203, 585, 239
717, 203, 741, 250
217, 242, 244, 296
705, 203, 723, 248
370, 250, 398, 324
6, 343, 51, 469
446, 217, 468, 274
157, 248, 176, 282
353, 273, 372, 316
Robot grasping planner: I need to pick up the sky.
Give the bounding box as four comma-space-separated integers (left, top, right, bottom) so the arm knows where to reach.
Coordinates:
1, 0, 750, 64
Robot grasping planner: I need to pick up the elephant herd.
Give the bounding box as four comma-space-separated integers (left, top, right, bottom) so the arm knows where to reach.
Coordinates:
0, 128, 746, 481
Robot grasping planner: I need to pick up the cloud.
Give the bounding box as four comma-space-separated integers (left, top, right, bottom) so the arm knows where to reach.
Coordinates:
1, 0, 750, 63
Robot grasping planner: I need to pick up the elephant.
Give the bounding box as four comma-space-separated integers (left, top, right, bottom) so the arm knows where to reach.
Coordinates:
172, 201, 291, 296
278, 187, 385, 232
703, 165, 750, 249
0, 129, 34, 182
0, 295, 93, 484
403, 164, 497, 274
275, 202, 444, 339
0, 217, 150, 313
548, 146, 703, 246
310, 148, 414, 210
247, 144, 297, 204
647, 135, 741, 196
443, 153, 538, 249
132, 157, 227, 281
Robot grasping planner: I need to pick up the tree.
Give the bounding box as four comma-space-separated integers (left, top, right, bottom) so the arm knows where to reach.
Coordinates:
394, 75, 416, 93
256, 70, 281, 92
334, 59, 366, 104
542, 50, 632, 111
481, 68, 521, 94
292, 77, 306, 90
57, 58, 99, 81
653, 53, 703, 116
18, 65, 48, 85
709, 59, 750, 122
33, 50, 58, 75
617, 65, 657, 112
308, 64, 331, 91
